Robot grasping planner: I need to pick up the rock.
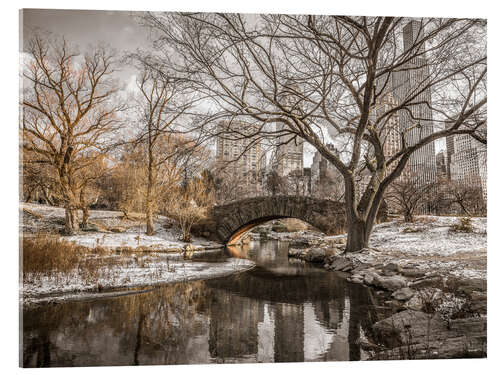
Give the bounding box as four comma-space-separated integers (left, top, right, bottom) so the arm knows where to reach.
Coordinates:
358, 339, 380, 351
329, 257, 355, 272
288, 247, 303, 258
401, 268, 427, 278
372, 274, 407, 291
456, 278, 487, 294
392, 287, 415, 301
288, 238, 312, 249
363, 270, 378, 285
470, 291, 487, 301
372, 310, 446, 348
404, 294, 423, 311
349, 274, 365, 284
81, 223, 100, 232
110, 226, 126, 233
372, 310, 487, 359
410, 275, 443, 289
380, 262, 401, 276
304, 247, 327, 263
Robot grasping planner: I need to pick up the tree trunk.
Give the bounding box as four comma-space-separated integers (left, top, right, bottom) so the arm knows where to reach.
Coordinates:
145, 200, 154, 236
145, 127, 155, 236
79, 189, 90, 229
346, 219, 369, 252
64, 204, 79, 235
404, 211, 413, 223
81, 206, 89, 229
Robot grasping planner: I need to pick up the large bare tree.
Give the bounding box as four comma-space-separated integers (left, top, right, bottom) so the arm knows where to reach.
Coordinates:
140, 14, 486, 252
22, 33, 124, 234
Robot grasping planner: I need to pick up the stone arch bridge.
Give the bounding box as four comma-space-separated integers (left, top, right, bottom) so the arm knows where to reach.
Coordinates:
192, 196, 387, 244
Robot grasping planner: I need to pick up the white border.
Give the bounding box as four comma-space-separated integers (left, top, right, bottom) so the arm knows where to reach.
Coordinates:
3, 1, 498, 374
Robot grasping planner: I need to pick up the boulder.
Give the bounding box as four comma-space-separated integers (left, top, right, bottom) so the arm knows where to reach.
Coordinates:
372, 310, 446, 348
288, 247, 304, 258
372, 274, 407, 291
409, 275, 443, 289
82, 223, 100, 232
380, 262, 401, 276
110, 226, 126, 233
304, 247, 326, 263
392, 287, 415, 301
363, 270, 378, 285
401, 268, 427, 278
288, 238, 312, 249
329, 257, 355, 272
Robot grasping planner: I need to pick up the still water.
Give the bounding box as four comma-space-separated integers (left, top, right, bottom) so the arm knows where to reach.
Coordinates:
22, 240, 385, 367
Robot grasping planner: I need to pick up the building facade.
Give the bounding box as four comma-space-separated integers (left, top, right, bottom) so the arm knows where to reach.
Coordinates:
391, 20, 437, 186
275, 123, 304, 178
215, 120, 267, 189
449, 133, 487, 202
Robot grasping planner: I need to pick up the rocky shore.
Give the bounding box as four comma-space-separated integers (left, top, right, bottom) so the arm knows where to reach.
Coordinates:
258, 216, 487, 359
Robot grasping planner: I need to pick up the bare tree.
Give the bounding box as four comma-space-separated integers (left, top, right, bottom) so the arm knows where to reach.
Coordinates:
140, 14, 486, 251
166, 176, 214, 242
265, 169, 286, 196
21, 33, 124, 234
131, 65, 194, 235
447, 179, 486, 216
386, 174, 434, 222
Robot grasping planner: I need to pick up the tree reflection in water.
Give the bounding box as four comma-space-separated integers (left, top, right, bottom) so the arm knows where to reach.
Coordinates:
22, 240, 383, 367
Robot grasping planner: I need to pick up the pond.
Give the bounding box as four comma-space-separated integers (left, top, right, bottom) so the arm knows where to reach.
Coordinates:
22, 239, 387, 367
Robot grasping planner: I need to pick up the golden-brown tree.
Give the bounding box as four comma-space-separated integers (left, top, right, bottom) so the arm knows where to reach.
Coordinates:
21, 33, 124, 234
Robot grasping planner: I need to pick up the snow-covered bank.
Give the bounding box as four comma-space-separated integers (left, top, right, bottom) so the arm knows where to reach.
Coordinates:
20, 203, 252, 306
21, 202, 224, 252
22, 256, 255, 306
342, 216, 487, 280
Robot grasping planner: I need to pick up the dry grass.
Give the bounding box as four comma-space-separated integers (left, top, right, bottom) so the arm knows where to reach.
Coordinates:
21, 234, 179, 292
22, 234, 100, 277
450, 217, 474, 233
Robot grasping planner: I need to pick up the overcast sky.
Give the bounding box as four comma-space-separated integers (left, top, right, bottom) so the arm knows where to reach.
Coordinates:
20, 9, 444, 165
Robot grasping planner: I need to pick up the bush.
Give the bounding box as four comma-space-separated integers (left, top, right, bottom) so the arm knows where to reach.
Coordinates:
22, 234, 107, 283
451, 217, 473, 233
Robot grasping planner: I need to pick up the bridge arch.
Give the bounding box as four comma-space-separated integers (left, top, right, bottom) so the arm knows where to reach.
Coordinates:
192, 196, 387, 244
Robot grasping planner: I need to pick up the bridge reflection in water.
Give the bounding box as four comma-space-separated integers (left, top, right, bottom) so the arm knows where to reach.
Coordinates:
22, 240, 383, 367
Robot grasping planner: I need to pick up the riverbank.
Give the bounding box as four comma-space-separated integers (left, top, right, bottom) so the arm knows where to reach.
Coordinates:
20, 203, 256, 306
269, 215, 487, 359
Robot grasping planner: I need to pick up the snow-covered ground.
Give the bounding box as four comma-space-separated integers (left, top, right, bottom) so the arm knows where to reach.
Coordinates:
20, 203, 255, 305
22, 255, 254, 305
21, 202, 223, 251
341, 216, 487, 280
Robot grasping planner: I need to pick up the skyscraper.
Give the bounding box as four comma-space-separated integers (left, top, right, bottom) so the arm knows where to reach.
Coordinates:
449, 134, 487, 202
275, 125, 304, 177
215, 120, 267, 187
391, 20, 437, 185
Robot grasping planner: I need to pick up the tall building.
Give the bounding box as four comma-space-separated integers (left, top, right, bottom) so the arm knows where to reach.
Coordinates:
372, 92, 402, 176
310, 144, 343, 199
445, 122, 455, 180
275, 124, 304, 177
436, 150, 447, 180
215, 120, 266, 187
449, 133, 487, 201
391, 20, 437, 186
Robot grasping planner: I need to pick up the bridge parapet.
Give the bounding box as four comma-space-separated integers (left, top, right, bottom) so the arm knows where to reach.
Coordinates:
191, 195, 387, 244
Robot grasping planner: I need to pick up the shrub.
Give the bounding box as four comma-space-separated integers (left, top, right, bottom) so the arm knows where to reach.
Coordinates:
22, 234, 86, 277
451, 217, 473, 233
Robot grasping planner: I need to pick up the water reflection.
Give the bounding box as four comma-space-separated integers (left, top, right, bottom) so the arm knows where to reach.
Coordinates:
22, 240, 383, 367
